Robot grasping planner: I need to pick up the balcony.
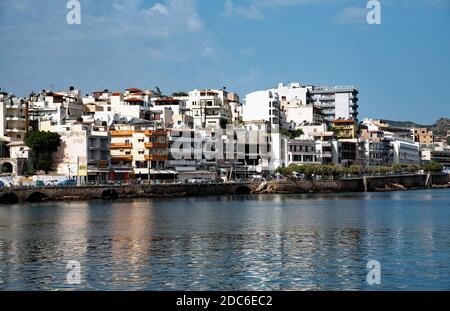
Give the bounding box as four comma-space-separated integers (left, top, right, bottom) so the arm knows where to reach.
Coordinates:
110, 143, 133, 149
111, 155, 133, 161
5, 116, 26, 121
145, 154, 168, 161
111, 130, 133, 137
5, 128, 27, 133
145, 142, 168, 149
144, 130, 167, 137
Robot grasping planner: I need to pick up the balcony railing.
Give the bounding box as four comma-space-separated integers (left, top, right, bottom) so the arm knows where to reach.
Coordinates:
111, 130, 133, 137
144, 130, 167, 137
110, 143, 133, 149
111, 155, 133, 161
145, 154, 168, 161
145, 142, 168, 149
5, 116, 26, 121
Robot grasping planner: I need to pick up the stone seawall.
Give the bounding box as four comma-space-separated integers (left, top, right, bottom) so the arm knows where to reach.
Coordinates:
0, 174, 448, 204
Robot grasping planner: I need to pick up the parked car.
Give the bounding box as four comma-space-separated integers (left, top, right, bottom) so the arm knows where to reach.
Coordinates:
0, 181, 4, 188
46, 180, 60, 186
58, 179, 77, 187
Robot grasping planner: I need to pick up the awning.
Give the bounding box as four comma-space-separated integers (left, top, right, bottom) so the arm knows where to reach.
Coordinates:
149, 169, 178, 175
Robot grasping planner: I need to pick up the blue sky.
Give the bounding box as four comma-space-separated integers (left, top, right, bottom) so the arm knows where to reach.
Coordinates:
0, 0, 449, 124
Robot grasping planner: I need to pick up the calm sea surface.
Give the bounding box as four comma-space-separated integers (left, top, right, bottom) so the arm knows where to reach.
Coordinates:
0, 189, 449, 291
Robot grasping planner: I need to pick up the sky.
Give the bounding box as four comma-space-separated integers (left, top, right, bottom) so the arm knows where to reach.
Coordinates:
0, 0, 449, 124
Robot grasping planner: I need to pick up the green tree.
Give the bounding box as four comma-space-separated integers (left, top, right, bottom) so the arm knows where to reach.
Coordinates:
275, 167, 288, 176
280, 129, 304, 139
422, 161, 443, 172
24, 131, 61, 173
391, 163, 402, 173
153, 86, 166, 98
172, 91, 188, 97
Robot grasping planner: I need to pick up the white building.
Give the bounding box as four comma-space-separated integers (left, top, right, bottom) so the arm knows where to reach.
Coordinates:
186, 89, 232, 129
151, 98, 193, 128
0, 94, 28, 142
385, 135, 420, 165
282, 138, 321, 167
246, 82, 359, 125
270, 82, 311, 103
281, 99, 323, 129
28, 88, 84, 130
243, 90, 280, 127
242, 120, 282, 172
309, 86, 359, 122
50, 122, 111, 182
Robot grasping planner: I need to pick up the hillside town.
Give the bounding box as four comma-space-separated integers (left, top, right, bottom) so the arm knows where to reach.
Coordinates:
0, 82, 449, 186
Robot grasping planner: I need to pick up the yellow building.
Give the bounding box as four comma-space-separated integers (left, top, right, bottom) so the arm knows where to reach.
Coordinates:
332, 120, 357, 139
110, 124, 169, 181
413, 128, 433, 144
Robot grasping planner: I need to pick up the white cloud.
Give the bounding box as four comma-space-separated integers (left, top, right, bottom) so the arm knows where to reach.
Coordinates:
223, 0, 264, 21
145, 3, 169, 16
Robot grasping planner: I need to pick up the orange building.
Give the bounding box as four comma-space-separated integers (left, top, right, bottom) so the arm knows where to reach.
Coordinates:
110, 124, 171, 181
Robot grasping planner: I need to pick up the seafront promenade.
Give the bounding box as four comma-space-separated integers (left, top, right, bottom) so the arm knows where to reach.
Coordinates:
0, 173, 448, 204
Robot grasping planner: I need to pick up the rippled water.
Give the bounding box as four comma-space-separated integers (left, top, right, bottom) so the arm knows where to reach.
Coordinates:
0, 189, 449, 291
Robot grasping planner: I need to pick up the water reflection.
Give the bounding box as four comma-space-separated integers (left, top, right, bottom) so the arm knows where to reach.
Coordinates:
0, 189, 449, 290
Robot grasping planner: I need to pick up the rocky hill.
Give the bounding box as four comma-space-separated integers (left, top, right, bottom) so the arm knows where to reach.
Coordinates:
381, 118, 450, 135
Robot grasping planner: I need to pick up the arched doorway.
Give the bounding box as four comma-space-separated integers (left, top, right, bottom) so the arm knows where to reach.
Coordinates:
1, 162, 13, 174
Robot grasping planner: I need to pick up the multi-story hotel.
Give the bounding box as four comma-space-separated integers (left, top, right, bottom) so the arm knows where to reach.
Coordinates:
110, 122, 170, 181
308, 86, 359, 122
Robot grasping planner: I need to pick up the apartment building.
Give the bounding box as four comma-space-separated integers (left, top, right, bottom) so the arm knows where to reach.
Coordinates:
309, 86, 359, 122
227, 92, 243, 124
246, 82, 359, 125
413, 128, 434, 144
186, 89, 232, 129
332, 120, 357, 139
28, 88, 84, 130
360, 130, 393, 167
242, 120, 282, 173
332, 139, 366, 167
282, 138, 321, 167
385, 135, 420, 165
151, 98, 193, 128
110, 122, 170, 181
270, 82, 310, 104
362, 119, 412, 140
281, 99, 323, 129
166, 128, 220, 180
243, 90, 280, 127
82, 89, 115, 124
421, 149, 450, 167
49, 122, 111, 183
0, 94, 28, 142
87, 125, 111, 182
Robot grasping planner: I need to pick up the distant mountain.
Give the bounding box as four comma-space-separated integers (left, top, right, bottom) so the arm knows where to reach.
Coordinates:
433, 118, 450, 135
381, 118, 450, 135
